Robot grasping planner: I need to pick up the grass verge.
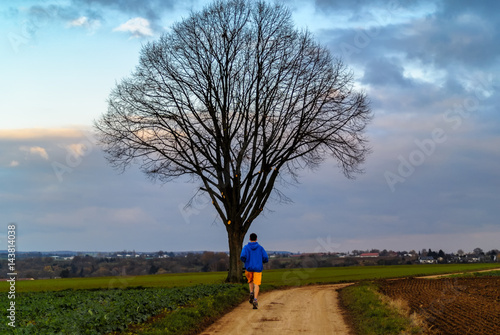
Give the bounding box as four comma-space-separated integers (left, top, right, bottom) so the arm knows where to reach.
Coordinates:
339, 281, 426, 335
447, 269, 500, 278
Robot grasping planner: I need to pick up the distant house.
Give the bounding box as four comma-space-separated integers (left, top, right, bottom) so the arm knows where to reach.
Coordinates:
419, 256, 435, 264
467, 255, 480, 263
360, 253, 379, 258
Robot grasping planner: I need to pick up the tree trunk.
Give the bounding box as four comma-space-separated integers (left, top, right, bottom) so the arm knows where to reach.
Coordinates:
226, 228, 245, 283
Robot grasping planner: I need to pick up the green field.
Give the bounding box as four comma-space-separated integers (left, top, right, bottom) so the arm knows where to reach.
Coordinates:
2, 263, 499, 292
2, 264, 499, 334
1, 271, 227, 293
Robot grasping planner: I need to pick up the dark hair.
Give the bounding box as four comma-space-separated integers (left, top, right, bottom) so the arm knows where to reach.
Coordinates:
249, 233, 257, 241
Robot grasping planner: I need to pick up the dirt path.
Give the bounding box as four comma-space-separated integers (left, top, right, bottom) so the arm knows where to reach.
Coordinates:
419, 267, 500, 279
199, 284, 353, 335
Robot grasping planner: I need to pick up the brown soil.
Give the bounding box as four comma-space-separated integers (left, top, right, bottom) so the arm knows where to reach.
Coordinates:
378, 277, 500, 335
199, 284, 354, 335
418, 267, 500, 279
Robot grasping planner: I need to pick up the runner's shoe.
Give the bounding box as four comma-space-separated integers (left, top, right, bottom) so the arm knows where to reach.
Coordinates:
249, 292, 254, 304
253, 299, 258, 309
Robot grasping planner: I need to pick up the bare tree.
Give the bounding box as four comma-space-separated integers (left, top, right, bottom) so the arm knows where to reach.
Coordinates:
94, 0, 371, 282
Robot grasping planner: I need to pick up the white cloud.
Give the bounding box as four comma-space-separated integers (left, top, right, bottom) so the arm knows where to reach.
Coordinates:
113, 17, 154, 38
20, 146, 49, 160
9, 161, 19, 167
67, 16, 101, 34
69, 16, 89, 27
64, 143, 92, 158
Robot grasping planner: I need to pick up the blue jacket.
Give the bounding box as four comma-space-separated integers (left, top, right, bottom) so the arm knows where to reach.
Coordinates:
240, 242, 269, 272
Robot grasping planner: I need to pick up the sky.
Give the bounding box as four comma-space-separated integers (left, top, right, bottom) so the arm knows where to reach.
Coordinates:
1, 0, 499, 254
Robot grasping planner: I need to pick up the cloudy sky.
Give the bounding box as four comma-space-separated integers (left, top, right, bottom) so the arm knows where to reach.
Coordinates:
1, 0, 499, 254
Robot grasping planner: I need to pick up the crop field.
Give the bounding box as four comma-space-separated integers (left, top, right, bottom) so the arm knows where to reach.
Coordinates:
1, 264, 498, 334
378, 275, 500, 335
0, 283, 244, 334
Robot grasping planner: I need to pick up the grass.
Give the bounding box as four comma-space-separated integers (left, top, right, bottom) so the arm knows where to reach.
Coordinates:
340, 281, 426, 335
446, 269, 500, 278
2, 263, 499, 334
1, 271, 227, 292
118, 285, 248, 335
3, 263, 498, 292
472, 270, 500, 276
263, 263, 500, 286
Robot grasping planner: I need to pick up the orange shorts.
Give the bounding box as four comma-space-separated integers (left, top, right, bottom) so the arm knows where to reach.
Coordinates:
245, 271, 262, 286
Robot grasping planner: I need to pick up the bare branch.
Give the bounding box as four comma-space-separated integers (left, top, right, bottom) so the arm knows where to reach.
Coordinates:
94, 0, 372, 283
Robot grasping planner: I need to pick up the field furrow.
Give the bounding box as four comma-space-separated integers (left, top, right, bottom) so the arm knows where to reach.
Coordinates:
378, 277, 500, 335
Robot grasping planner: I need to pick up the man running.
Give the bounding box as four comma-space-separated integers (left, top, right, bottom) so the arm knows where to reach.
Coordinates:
240, 233, 269, 309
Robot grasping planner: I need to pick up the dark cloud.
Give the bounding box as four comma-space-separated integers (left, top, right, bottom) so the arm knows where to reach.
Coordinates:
362, 57, 414, 87
438, 0, 500, 21
316, 0, 500, 76
3, 0, 500, 253
313, 0, 422, 14
73, 0, 164, 26
401, 17, 500, 68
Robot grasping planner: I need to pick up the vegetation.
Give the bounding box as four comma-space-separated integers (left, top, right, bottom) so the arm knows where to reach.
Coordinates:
1, 263, 498, 334
120, 286, 247, 335
471, 270, 500, 277
3, 248, 498, 281
447, 269, 500, 278
0, 284, 246, 334
2, 262, 498, 293
376, 276, 500, 334
94, 0, 371, 282
1, 271, 230, 293
1, 252, 230, 280
340, 282, 425, 335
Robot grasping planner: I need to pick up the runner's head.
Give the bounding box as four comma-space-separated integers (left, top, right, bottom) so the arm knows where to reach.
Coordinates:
250, 233, 257, 241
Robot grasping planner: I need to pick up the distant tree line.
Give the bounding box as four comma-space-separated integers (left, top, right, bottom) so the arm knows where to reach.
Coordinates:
0, 252, 229, 279
1, 248, 498, 280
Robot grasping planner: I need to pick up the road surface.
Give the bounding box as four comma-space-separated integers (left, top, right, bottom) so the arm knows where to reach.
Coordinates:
199, 284, 353, 335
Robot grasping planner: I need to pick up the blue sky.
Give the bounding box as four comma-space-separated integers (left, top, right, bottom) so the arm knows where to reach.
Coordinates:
1, 0, 499, 254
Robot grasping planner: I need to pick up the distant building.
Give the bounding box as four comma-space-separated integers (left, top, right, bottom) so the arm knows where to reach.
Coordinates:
419, 256, 436, 264
359, 253, 379, 258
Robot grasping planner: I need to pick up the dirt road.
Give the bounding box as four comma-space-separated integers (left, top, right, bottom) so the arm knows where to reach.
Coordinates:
199, 284, 353, 335
419, 267, 500, 279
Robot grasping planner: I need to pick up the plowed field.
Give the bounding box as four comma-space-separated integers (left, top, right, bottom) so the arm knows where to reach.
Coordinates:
378, 277, 500, 335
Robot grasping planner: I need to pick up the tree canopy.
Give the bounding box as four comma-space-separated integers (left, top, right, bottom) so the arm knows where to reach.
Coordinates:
95, 0, 371, 282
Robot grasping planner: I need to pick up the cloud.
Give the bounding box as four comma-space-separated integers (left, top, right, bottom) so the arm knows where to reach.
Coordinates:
113, 17, 154, 38
3, 1, 500, 254
0, 128, 88, 140
37, 206, 156, 229
362, 57, 415, 87
69, 16, 88, 26
64, 143, 92, 159
73, 0, 181, 22
67, 16, 101, 33
20, 146, 49, 160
